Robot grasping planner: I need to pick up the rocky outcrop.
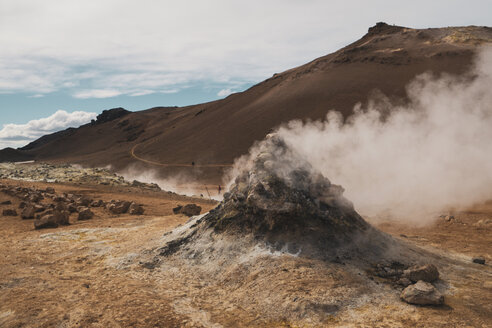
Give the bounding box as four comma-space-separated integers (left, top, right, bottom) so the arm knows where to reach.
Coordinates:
95, 108, 130, 124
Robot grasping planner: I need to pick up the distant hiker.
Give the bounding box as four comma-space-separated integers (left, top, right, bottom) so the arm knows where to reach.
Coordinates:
191, 161, 195, 166
218, 185, 222, 195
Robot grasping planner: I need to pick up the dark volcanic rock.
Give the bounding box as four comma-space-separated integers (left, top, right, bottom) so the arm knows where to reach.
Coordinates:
95, 108, 130, 124
173, 204, 201, 217
108, 200, 131, 214
128, 202, 144, 215
2, 209, 17, 216
21, 205, 35, 219
34, 214, 59, 229
0, 200, 12, 205
77, 207, 94, 220
472, 257, 485, 265
401, 281, 444, 306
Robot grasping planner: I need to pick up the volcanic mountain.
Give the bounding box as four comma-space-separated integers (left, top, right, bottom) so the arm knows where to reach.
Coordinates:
2, 23, 491, 183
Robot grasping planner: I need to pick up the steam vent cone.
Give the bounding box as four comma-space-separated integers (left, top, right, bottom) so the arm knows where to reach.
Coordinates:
159, 134, 396, 261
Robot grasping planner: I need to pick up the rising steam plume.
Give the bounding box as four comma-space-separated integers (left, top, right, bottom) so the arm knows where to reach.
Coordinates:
227, 47, 492, 224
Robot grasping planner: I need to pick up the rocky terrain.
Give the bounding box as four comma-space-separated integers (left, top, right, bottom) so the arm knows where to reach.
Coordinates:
0, 161, 491, 327
0, 162, 160, 190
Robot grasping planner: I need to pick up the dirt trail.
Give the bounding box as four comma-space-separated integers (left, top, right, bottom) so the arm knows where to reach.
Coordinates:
130, 142, 233, 168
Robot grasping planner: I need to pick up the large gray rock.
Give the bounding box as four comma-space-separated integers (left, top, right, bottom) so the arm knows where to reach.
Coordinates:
403, 264, 439, 283
401, 281, 444, 305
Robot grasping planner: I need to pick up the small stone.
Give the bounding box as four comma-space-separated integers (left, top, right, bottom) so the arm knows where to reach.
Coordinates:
172, 205, 183, 214
0, 200, 12, 205
2, 209, 17, 216
401, 280, 444, 305
472, 257, 485, 265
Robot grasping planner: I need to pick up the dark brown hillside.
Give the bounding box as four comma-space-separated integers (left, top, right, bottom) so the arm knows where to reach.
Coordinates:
2, 23, 491, 183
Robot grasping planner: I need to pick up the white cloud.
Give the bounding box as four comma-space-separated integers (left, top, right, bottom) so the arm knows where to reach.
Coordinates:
72, 89, 122, 99
28, 94, 44, 98
0, 0, 490, 97
217, 88, 234, 97
0, 110, 97, 149
129, 90, 155, 97
161, 89, 179, 94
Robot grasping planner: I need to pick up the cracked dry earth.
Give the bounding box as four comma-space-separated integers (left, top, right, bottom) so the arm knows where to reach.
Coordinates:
1, 179, 491, 327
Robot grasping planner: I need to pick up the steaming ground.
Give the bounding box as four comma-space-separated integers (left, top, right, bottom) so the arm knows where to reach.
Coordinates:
1, 156, 491, 326
262, 46, 492, 224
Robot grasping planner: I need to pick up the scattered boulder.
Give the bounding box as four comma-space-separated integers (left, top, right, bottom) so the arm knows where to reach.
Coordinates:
472, 257, 486, 265
128, 202, 144, 215
2, 209, 17, 216
29, 193, 43, 203
172, 205, 183, 214
108, 200, 131, 214
34, 214, 59, 229
403, 264, 439, 283
77, 207, 94, 221
75, 196, 92, 207
173, 204, 201, 217
21, 205, 35, 219
400, 281, 444, 305
67, 203, 78, 213
0, 200, 12, 205
34, 204, 46, 213
45, 187, 55, 194
18, 201, 27, 209
54, 209, 70, 226
90, 199, 105, 207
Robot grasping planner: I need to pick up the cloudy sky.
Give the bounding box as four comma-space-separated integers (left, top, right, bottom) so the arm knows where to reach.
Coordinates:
1, 0, 491, 149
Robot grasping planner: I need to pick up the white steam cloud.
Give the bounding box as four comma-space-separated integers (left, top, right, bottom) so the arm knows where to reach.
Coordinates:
267, 47, 492, 223
0, 110, 97, 149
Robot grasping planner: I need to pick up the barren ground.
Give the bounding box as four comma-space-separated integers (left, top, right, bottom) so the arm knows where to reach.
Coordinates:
1, 179, 491, 327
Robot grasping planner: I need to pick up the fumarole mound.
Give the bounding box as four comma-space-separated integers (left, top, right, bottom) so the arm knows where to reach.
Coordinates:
159, 134, 396, 262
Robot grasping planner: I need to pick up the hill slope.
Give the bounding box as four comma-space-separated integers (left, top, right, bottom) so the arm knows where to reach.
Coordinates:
2, 23, 491, 183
